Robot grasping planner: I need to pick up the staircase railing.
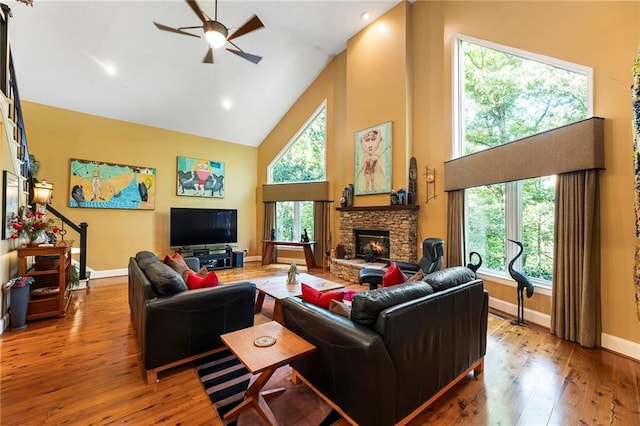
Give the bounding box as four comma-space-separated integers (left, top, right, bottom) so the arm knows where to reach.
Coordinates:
1, 3, 89, 280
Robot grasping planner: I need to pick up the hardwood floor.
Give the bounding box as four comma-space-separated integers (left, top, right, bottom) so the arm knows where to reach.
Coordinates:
1, 262, 639, 425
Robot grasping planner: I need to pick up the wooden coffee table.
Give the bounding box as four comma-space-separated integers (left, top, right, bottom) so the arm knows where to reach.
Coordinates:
254, 273, 345, 324
221, 321, 316, 425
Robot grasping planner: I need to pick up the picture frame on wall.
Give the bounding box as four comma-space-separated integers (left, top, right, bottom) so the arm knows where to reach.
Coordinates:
354, 121, 392, 195
68, 159, 156, 210
176, 156, 225, 198
3, 170, 19, 239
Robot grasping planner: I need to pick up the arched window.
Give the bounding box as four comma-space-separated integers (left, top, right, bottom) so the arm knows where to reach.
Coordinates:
267, 103, 326, 241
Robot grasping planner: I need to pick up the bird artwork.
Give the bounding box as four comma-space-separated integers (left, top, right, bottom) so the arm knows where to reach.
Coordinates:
507, 239, 534, 326
466, 251, 483, 277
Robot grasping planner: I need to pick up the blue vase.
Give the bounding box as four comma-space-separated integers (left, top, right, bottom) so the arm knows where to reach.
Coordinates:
10, 283, 30, 331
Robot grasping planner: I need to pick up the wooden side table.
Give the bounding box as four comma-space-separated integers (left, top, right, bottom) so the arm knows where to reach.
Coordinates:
221, 321, 315, 425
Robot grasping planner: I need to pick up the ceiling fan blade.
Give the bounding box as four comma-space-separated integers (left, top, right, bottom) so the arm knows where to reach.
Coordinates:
203, 47, 214, 64
186, 0, 208, 24
227, 15, 264, 42
225, 48, 262, 64
154, 22, 201, 38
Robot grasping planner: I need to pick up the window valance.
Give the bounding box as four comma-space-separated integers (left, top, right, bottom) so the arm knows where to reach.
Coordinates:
262, 181, 330, 202
444, 117, 604, 191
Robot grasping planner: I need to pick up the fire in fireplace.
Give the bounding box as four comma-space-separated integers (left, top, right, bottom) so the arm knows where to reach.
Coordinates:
354, 229, 390, 261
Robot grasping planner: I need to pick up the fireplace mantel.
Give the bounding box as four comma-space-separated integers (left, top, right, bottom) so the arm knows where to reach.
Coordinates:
336, 205, 419, 212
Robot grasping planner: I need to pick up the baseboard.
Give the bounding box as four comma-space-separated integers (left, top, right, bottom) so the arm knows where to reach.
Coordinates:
0, 312, 9, 336
601, 333, 640, 361
489, 297, 640, 361
245, 255, 261, 262
489, 296, 551, 328
90, 268, 128, 279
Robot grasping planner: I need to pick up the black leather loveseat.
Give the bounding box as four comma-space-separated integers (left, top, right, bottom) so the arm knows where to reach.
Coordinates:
282, 266, 488, 425
128, 251, 256, 382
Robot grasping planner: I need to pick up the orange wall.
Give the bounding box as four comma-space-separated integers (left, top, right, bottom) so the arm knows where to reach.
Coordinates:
23, 102, 258, 271
257, 1, 640, 346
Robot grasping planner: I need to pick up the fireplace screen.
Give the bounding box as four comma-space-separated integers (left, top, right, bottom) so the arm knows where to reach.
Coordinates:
354, 230, 390, 261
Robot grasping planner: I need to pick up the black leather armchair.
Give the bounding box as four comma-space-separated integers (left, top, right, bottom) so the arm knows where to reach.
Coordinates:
394, 237, 444, 276
358, 238, 444, 289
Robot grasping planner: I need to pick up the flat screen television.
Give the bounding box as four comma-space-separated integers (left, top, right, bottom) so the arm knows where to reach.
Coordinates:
170, 207, 238, 247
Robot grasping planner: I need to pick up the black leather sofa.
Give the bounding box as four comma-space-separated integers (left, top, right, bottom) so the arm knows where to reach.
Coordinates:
128, 251, 256, 382
282, 267, 488, 425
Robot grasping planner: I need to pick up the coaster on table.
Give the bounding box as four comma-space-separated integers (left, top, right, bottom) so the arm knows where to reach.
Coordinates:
253, 335, 277, 347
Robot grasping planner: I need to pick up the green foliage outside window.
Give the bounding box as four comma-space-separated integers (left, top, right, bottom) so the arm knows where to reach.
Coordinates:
271, 108, 326, 183
269, 106, 326, 241
461, 40, 588, 282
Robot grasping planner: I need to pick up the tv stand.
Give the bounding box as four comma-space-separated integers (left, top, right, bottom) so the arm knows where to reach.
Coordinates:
179, 246, 243, 271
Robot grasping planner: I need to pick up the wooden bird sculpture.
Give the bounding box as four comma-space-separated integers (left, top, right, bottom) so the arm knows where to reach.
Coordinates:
507, 239, 534, 325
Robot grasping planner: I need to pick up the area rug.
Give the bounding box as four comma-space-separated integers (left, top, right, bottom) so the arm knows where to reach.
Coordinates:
195, 349, 338, 425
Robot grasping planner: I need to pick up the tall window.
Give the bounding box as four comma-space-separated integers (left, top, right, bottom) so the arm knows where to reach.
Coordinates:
268, 103, 326, 241
455, 36, 590, 285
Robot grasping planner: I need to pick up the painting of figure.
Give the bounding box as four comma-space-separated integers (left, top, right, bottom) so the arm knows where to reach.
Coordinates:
177, 156, 225, 198
354, 121, 392, 195
69, 159, 156, 210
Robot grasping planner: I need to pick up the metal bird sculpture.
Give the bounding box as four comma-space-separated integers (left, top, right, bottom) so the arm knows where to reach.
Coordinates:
466, 251, 483, 277
507, 239, 534, 326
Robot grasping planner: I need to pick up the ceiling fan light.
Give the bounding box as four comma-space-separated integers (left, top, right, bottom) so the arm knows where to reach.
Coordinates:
205, 21, 228, 49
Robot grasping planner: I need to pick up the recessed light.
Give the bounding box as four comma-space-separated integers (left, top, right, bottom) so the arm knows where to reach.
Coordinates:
361, 12, 370, 21
103, 64, 118, 77
222, 98, 233, 109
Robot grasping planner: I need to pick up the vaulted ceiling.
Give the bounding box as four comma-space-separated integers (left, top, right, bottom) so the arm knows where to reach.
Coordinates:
8, 0, 401, 147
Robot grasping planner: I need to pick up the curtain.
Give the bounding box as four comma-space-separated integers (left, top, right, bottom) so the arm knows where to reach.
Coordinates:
263, 202, 277, 263
313, 201, 330, 267
446, 190, 465, 267
551, 170, 601, 348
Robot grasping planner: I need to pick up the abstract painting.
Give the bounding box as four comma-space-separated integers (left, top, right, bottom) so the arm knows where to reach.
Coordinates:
69, 159, 156, 209
176, 156, 225, 198
354, 121, 392, 195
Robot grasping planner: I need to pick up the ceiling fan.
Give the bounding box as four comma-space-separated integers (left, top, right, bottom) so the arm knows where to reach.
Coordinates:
153, 0, 264, 64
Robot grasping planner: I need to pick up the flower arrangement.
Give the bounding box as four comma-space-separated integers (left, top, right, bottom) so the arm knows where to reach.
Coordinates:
10, 276, 34, 288
10, 207, 59, 242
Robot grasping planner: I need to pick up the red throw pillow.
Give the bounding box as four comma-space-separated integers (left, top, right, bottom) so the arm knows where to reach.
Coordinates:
382, 263, 408, 287
172, 251, 187, 263
301, 283, 344, 309
343, 290, 356, 302
184, 270, 219, 290
164, 254, 188, 276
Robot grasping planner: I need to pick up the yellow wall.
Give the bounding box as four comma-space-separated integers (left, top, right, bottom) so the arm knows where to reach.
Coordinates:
22, 102, 258, 271
257, 1, 640, 346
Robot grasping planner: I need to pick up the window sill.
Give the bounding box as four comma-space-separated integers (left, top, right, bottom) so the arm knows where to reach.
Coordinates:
476, 271, 552, 297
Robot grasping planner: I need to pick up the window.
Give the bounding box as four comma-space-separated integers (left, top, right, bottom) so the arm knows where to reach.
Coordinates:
454, 36, 590, 285
268, 103, 326, 241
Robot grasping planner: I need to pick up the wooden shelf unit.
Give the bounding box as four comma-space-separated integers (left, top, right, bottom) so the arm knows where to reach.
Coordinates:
18, 240, 74, 321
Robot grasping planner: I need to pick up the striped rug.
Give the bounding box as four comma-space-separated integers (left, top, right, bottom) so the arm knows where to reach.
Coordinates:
194, 349, 252, 424
194, 348, 340, 425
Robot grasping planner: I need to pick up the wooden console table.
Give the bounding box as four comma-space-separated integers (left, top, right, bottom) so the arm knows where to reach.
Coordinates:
262, 240, 318, 269
18, 240, 74, 321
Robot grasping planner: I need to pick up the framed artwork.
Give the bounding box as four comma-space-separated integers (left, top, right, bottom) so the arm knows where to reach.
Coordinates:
354, 121, 392, 195
177, 156, 225, 198
2, 170, 19, 239
68, 159, 156, 210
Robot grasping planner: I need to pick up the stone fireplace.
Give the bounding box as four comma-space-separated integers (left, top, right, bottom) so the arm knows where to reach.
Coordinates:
332, 205, 419, 283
